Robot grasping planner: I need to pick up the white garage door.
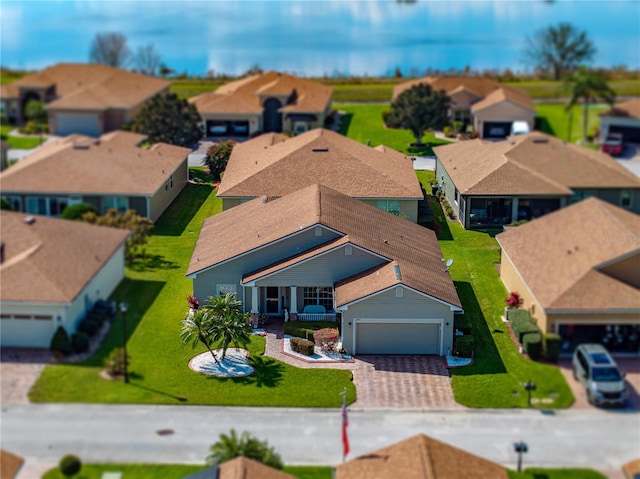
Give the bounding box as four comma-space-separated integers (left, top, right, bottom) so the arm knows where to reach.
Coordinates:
55, 113, 100, 137
355, 320, 441, 355
0, 314, 55, 348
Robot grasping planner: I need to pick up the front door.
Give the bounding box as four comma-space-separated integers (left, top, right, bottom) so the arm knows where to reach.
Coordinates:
265, 287, 280, 315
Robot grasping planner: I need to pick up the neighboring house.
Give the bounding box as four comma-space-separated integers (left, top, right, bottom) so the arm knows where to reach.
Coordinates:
217, 128, 424, 222
335, 434, 508, 479
187, 184, 462, 356
0, 131, 190, 222
599, 97, 640, 143
190, 71, 333, 138
434, 132, 640, 229
392, 76, 535, 139
497, 198, 640, 354
183, 457, 295, 479
0, 211, 129, 348
0, 63, 169, 136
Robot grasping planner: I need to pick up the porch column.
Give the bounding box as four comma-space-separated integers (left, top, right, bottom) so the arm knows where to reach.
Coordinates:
511, 198, 519, 223
290, 285, 298, 321
251, 287, 259, 314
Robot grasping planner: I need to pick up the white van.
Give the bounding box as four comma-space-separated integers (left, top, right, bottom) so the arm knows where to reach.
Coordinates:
510, 121, 530, 136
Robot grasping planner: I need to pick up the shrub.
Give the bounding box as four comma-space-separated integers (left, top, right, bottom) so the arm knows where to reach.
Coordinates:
78, 318, 99, 337
452, 120, 463, 134
104, 347, 128, 376
290, 337, 315, 356
454, 315, 472, 335
50, 326, 72, 357
443, 126, 454, 138
523, 333, 542, 360
454, 335, 474, 358
59, 454, 81, 478
543, 333, 562, 362
19, 120, 48, 135
61, 202, 97, 220
313, 328, 339, 353
86, 310, 106, 326
508, 309, 540, 342
71, 332, 90, 354
506, 291, 524, 308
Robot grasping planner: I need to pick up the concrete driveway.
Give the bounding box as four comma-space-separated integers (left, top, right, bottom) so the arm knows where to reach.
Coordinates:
557, 357, 640, 410
0, 348, 51, 404
614, 142, 640, 177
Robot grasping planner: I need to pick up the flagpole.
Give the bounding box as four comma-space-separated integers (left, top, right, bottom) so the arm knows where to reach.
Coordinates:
340, 387, 349, 463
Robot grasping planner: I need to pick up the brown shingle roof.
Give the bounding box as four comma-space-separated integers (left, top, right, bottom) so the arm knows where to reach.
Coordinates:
600, 97, 640, 119
434, 132, 640, 196
0, 211, 129, 303
497, 198, 640, 311
188, 184, 461, 309
217, 128, 423, 200
12, 63, 169, 110
218, 457, 296, 479
0, 131, 189, 196
0, 449, 24, 479
0, 83, 19, 99
392, 76, 533, 111
335, 434, 508, 479
190, 71, 332, 115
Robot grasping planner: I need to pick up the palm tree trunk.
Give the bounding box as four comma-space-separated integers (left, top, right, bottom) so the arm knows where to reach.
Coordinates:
200, 334, 218, 363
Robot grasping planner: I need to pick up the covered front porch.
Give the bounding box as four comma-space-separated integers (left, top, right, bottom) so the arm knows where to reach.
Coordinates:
243, 285, 337, 322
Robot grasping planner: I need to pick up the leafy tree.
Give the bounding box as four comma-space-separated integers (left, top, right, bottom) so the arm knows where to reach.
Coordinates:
132, 92, 203, 147
525, 22, 596, 80
59, 454, 82, 478
205, 140, 236, 181
50, 325, 72, 357
207, 429, 284, 469
386, 83, 450, 145
80, 208, 153, 262
89, 32, 131, 68
24, 99, 47, 123
180, 307, 219, 363
61, 202, 97, 220
206, 293, 251, 359
159, 63, 175, 78
134, 44, 161, 76
565, 66, 615, 143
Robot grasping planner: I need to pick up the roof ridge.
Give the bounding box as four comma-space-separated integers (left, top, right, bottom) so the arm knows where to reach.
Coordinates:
505, 150, 574, 193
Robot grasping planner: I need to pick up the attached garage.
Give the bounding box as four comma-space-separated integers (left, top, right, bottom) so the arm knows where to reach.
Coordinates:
354, 319, 442, 355
54, 113, 100, 137
609, 125, 640, 143
482, 121, 512, 139
0, 313, 55, 348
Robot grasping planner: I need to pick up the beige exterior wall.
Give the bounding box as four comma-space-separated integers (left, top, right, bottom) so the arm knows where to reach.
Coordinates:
600, 254, 640, 288
104, 110, 127, 132
221, 197, 252, 211
473, 103, 535, 138
148, 157, 189, 222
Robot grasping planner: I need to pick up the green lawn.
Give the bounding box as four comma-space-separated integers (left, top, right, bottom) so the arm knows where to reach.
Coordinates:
507, 468, 606, 479
42, 464, 332, 479
419, 179, 573, 409
0, 124, 45, 149
535, 102, 607, 144
30, 180, 355, 407
335, 102, 451, 155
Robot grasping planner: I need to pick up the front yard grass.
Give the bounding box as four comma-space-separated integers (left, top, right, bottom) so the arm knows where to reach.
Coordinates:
535, 103, 607, 145
507, 468, 606, 479
29, 179, 355, 407
0, 124, 45, 149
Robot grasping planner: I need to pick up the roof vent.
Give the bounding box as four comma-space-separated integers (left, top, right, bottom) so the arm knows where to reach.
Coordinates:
261, 197, 268, 203
312, 147, 328, 152
72, 142, 90, 150
393, 264, 402, 280
24, 216, 36, 225
532, 137, 549, 144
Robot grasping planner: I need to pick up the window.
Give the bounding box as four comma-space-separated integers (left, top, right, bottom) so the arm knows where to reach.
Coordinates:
216, 284, 236, 296
303, 287, 333, 310
3, 196, 22, 211
375, 199, 401, 215
620, 190, 632, 208
104, 196, 129, 212
26, 197, 47, 215
454, 188, 460, 205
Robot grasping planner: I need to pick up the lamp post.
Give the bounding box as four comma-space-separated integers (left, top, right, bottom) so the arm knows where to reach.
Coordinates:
513, 441, 528, 472
524, 380, 536, 407
120, 302, 128, 384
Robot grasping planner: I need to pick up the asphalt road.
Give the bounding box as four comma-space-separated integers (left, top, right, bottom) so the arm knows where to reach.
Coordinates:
1, 404, 638, 472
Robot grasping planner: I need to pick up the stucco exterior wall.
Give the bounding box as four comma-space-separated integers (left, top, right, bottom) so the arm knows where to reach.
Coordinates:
572, 188, 640, 215
600, 254, 640, 288
148, 158, 188, 222
339, 287, 455, 355
221, 198, 251, 211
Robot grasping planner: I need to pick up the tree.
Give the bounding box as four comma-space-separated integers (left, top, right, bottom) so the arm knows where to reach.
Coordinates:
206, 293, 251, 359
524, 23, 596, 81
59, 454, 82, 478
89, 32, 131, 68
61, 202, 97, 220
134, 44, 161, 76
207, 429, 284, 469
132, 92, 202, 147
386, 83, 450, 145
159, 63, 175, 78
80, 208, 153, 262
25, 99, 47, 123
205, 140, 236, 181
565, 66, 615, 143
180, 307, 219, 364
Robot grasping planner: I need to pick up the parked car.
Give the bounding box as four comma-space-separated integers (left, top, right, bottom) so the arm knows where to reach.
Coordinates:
510, 121, 530, 136
572, 343, 628, 407
601, 133, 624, 156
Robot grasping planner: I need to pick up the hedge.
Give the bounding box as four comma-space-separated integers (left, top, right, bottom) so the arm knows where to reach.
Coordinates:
454, 335, 474, 358
543, 333, 562, 361
290, 337, 315, 356
71, 332, 90, 354
509, 309, 540, 343
454, 315, 472, 335
78, 317, 99, 337
523, 333, 542, 360
50, 326, 72, 357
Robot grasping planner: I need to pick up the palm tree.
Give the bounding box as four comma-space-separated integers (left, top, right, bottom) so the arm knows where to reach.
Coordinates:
207, 429, 284, 469
565, 66, 615, 144
179, 308, 218, 363
206, 293, 251, 359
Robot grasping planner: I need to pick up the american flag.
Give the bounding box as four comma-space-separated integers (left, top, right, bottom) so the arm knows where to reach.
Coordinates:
341, 390, 350, 460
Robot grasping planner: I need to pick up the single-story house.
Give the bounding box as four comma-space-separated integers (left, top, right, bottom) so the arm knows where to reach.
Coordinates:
217, 128, 424, 222
0, 211, 129, 348
335, 434, 508, 479
599, 97, 640, 143
187, 183, 462, 356
0, 131, 190, 222
0, 63, 169, 136
434, 132, 640, 228
392, 76, 535, 139
190, 71, 333, 138
183, 457, 295, 479
496, 197, 640, 354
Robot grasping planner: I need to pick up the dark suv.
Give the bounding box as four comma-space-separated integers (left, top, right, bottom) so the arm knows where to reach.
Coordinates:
572, 343, 627, 407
